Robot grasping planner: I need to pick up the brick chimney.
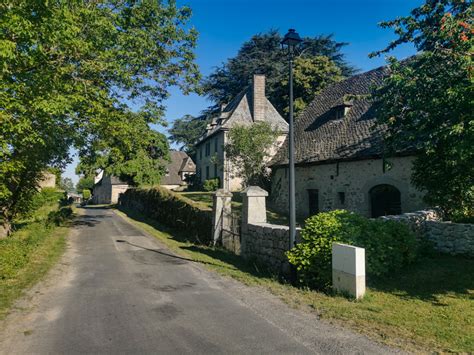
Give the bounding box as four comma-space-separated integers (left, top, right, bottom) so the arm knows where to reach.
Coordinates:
252, 74, 266, 121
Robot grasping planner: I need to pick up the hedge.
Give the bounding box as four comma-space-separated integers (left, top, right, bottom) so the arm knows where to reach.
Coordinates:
287, 210, 419, 290
118, 187, 213, 244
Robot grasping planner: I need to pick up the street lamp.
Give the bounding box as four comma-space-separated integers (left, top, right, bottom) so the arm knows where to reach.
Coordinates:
281, 29, 302, 250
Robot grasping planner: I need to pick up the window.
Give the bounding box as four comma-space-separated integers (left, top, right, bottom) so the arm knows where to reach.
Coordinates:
334, 106, 345, 120
369, 184, 401, 217
307, 189, 319, 216
205, 142, 210, 156
214, 164, 218, 177
199, 147, 202, 160
338, 192, 345, 205
205, 166, 210, 179
214, 137, 218, 152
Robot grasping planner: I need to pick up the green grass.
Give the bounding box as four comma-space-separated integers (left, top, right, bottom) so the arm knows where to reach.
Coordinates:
115, 206, 474, 353
0, 192, 73, 319
178, 191, 289, 225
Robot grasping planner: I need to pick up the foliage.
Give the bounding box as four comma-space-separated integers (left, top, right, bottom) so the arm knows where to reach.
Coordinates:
59, 178, 75, 193
282, 56, 344, 113
0, 188, 69, 319
287, 210, 418, 290
47, 207, 73, 226
119, 187, 212, 244
82, 189, 91, 200
203, 30, 354, 115
76, 176, 94, 194
370, 0, 473, 219
0, 1, 200, 233
168, 114, 212, 156
225, 122, 279, 188
203, 178, 220, 192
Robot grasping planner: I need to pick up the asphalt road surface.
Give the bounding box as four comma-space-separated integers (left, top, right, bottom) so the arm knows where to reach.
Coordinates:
0, 207, 399, 354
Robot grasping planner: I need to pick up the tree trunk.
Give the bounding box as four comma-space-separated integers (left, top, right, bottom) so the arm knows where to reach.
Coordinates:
0, 220, 11, 238
0, 208, 12, 238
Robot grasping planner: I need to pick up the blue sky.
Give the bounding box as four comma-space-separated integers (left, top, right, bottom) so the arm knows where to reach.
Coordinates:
64, 0, 422, 184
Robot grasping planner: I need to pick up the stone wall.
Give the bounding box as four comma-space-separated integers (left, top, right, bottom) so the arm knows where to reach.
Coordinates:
271, 156, 427, 219
380, 210, 474, 257
241, 222, 300, 276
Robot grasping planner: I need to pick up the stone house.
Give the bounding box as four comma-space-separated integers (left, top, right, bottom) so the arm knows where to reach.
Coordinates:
194, 74, 288, 191
270, 66, 427, 219
160, 150, 196, 190
92, 171, 129, 205
38, 172, 56, 189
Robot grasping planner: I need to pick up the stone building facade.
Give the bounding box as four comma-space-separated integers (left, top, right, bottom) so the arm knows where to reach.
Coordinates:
271, 156, 427, 219
38, 172, 56, 189
194, 74, 288, 191
271, 66, 427, 219
92, 173, 129, 204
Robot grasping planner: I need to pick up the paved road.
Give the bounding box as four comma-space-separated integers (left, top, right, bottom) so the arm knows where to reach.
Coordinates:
0, 207, 398, 354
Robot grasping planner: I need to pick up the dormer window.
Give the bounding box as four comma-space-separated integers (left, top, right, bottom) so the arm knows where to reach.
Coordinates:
333, 100, 353, 120
334, 106, 345, 120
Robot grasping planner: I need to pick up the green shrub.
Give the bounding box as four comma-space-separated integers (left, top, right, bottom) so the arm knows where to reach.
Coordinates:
47, 207, 73, 226
82, 189, 91, 200
30, 188, 61, 210
118, 187, 213, 244
287, 210, 418, 290
203, 178, 220, 192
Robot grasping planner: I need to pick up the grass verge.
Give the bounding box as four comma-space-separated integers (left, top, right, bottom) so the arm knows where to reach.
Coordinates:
115, 206, 473, 353
0, 192, 74, 320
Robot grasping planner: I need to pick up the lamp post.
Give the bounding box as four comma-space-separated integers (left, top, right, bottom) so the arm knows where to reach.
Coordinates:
281, 29, 302, 250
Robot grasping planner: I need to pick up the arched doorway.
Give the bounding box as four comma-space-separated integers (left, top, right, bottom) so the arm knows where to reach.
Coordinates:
369, 184, 401, 217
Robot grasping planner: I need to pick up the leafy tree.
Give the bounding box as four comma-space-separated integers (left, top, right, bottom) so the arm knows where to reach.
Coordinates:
224, 122, 280, 188
60, 178, 75, 193
371, 0, 473, 220
0, 1, 200, 235
283, 56, 344, 113
76, 176, 94, 194
168, 114, 211, 156
203, 30, 355, 115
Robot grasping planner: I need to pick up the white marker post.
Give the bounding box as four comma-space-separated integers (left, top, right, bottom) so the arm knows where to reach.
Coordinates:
332, 243, 366, 299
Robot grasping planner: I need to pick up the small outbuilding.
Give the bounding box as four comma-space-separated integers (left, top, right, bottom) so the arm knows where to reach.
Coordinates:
92, 172, 129, 205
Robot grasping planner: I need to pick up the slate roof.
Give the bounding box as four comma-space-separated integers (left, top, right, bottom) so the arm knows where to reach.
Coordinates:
271, 66, 415, 167
94, 174, 128, 186
195, 86, 288, 146
160, 150, 196, 186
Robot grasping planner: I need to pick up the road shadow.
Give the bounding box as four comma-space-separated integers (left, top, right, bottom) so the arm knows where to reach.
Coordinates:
115, 239, 234, 269
71, 212, 111, 227
181, 245, 275, 280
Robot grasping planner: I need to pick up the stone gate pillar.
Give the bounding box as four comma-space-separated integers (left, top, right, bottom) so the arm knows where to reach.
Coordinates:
212, 189, 233, 245
241, 186, 268, 232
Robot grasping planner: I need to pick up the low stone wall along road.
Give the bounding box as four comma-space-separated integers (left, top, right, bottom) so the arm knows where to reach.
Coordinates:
0, 207, 398, 354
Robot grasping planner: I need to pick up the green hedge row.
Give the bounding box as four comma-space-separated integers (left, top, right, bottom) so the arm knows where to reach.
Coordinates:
118, 187, 213, 244
287, 210, 419, 290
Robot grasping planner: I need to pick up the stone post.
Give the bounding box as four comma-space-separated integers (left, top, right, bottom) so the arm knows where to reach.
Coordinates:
241, 186, 268, 231
332, 243, 366, 299
212, 189, 233, 246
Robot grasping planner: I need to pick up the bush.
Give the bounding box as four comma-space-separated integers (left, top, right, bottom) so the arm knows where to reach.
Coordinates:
30, 188, 61, 210
47, 207, 73, 226
287, 210, 418, 290
82, 189, 91, 200
118, 187, 213, 244
203, 178, 220, 192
